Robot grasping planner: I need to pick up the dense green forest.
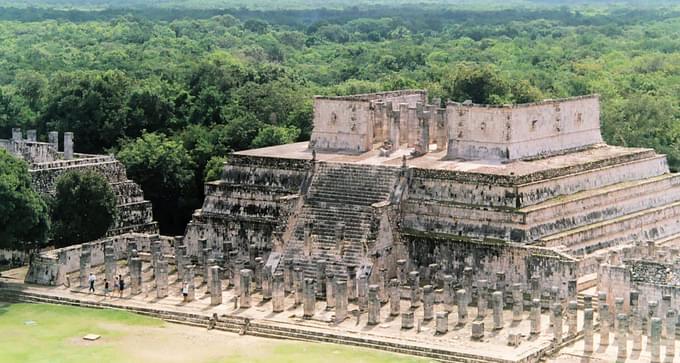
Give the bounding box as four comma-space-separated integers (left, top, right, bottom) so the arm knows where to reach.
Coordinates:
1, 1, 679, 238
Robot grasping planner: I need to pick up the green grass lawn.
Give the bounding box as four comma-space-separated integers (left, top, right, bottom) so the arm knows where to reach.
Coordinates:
0, 302, 431, 363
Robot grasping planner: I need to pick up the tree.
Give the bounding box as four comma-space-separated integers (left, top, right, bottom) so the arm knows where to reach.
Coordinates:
116, 133, 196, 234
0, 149, 50, 253
204, 156, 227, 182
251, 125, 301, 148
50, 170, 116, 248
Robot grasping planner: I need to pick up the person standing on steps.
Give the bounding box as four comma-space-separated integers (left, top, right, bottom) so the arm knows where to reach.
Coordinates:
88, 272, 96, 293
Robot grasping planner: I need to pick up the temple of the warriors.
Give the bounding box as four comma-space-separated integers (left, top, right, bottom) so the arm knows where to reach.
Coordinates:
9, 89, 680, 362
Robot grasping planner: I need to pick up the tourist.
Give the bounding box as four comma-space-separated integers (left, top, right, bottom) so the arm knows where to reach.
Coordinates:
88, 272, 96, 293
104, 279, 109, 298
118, 275, 125, 298
182, 283, 189, 302
114, 276, 119, 295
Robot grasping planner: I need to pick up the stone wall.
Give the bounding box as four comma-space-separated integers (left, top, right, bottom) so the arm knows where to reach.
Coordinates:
446, 95, 603, 160
183, 154, 311, 258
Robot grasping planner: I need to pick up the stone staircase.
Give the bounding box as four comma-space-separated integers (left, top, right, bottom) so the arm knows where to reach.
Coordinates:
281, 162, 401, 278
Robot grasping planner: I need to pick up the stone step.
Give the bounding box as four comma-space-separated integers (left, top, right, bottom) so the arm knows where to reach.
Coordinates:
539, 200, 680, 255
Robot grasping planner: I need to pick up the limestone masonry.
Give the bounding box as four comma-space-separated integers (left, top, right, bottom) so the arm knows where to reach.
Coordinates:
14, 89, 680, 362
1, 129, 158, 238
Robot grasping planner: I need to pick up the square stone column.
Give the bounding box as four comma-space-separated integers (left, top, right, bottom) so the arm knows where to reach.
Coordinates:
335, 279, 348, 324
378, 268, 388, 303
325, 273, 335, 309
303, 278, 316, 319
423, 285, 434, 321
347, 265, 358, 302
666, 310, 676, 357
294, 267, 304, 306
48, 131, 59, 150
512, 283, 523, 322
396, 259, 407, 284
463, 267, 473, 304
357, 274, 368, 312
368, 285, 380, 325
240, 269, 252, 308
316, 260, 327, 298
389, 279, 401, 316
130, 257, 142, 295
530, 299, 541, 335
283, 258, 294, 293
530, 275, 541, 302
401, 311, 414, 329
408, 271, 420, 309
175, 244, 187, 283
63, 132, 74, 160
104, 245, 116, 285
209, 265, 222, 305
254, 257, 264, 291
568, 301, 578, 336
79, 250, 91, 288
617, 313, 628, 361
600, 303, 610, 346
457, 289, 468, 325
155, 260, 169, 299
436, 311, 448, 335
651, 317, 662, 363
477, 279, 488, 320
262, 265, 272, 301
272, 272, 285, 313
183, 265, 196, 302
552, 303, 563, 345
492, 291, 504, 330
584, 308, 594, 353
495, 272, 506, 301
443, 275, 454, 313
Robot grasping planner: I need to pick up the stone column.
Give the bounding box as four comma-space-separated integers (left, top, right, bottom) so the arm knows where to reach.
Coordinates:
156, 260, 169, 299
426, 263, 438, 287
175, 244, 186, 283
254, 257, 263, 291
614, 297, 624, 334
423, 285, 434, 321
63, 132, 74, 160
617, 314, 628, 361
294, 267, 304, 306
248, 243, 257, 268
303, 278, 316, 319
661, 294, 671, 338
151, 239, 161, 272
651, 317, 661, 363
209, 265, 222, 305
130, 257, 142, 295
262, 265, 272, 301
471, 321, 485, 340
666, 309, 676, 357
443, 274, 454, 313
457, 289, 468, 325
326, 273, 335, 309
283, 258, 294, 293
436, 312, 448, 335
549, 286, 559, 327
567, 279, 577, 302
552, 303, 563, 345
632, 303, 642, 351
530, 275, 541, 302
347, 265, 358, 302
648, 300, 658, 351
396, 259, 407, 284
512, 283, 523, 322
583, 295, 593, 310
568, 301, 578, 336
584, 308, 594, 353
104, 246, 116, 285
200, 245, 210, 282
368, 285, 380, 325
183, 265, 195, 302
477, 280, 488, 320
316, 259, 327, 298
335, 279, 348, 324
531, 299, 541, 335
463, 267, 473, 304
401, 311, 414, 329
358, 274, 368, 312
495, 272, 506, 301
600, 302, 610, 346
408, 271, 420, 309
79, 250, 91, 288
232, 259, 242, 294
48, 131, 59, 150
379, 268, 388, 303
493, 291, 504, 330
390, 279, 401, 316
240, 269, 252, 308
272, 272, 285, 313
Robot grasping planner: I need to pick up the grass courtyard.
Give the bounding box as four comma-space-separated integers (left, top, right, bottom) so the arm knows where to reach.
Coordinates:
0, 302, 431, 363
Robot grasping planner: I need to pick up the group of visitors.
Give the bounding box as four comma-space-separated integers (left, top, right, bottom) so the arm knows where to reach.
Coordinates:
87, 273, 125, 298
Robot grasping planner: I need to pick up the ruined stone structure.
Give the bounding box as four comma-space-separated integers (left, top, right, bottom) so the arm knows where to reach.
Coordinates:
15, 90, 680, 362
1, 129, 157, 237
184, 90, 680, 297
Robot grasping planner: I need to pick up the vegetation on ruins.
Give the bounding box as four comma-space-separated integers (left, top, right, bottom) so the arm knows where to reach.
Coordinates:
0, 0, 679, 233
0, 149, 50, 252
50, 170, 117, 247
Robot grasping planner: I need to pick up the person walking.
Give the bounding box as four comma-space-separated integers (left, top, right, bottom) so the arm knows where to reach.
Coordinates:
104, 279, 110, 298
118, 275, 125, 298
182, 283, 189, 302
88, 272, 96, 293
